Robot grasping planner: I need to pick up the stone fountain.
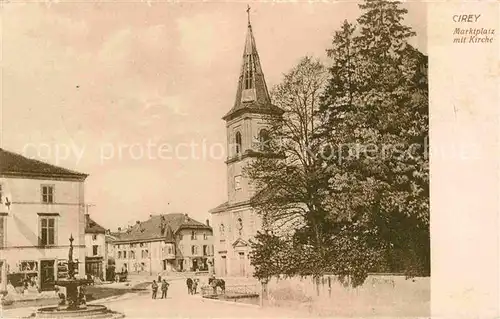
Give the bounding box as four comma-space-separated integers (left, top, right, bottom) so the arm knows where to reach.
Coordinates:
34, 235, 124, 319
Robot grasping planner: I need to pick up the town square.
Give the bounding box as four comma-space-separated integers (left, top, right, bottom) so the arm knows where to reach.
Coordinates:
1, 1, 429, 318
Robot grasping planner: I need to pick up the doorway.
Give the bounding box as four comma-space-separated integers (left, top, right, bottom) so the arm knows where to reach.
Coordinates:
192, 259, 198, 271
238, 252, 245, 276
40, 260, 55, 291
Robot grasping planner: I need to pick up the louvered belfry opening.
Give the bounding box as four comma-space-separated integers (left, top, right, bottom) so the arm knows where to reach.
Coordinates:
243, 52, 255, 90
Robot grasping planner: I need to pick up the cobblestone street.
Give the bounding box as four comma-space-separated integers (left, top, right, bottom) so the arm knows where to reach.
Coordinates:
1, 278, 310, 318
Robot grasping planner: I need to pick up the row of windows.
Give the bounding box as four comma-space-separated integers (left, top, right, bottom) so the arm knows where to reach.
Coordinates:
114, 233, 210, 251
233, 129, 271, 155
219, 218, 244, 237
116, 245, 213, 259
117, 249, 150, 259
0, 184, 55, 204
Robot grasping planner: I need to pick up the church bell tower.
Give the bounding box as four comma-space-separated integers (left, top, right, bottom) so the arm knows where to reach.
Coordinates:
223, 7, 284, 206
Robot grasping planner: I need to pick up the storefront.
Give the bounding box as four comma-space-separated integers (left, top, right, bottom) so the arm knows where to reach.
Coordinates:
85, 256, 104, 280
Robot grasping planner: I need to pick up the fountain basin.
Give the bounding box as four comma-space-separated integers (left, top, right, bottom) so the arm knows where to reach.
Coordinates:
36, 304, 124, 319
55, 279, 93, 287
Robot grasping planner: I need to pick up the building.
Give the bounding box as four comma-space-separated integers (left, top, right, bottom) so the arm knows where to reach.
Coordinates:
110, 213, 213, 274
0, 148, 87, 292
209, 15, 284, 277
84, 214, 107, 281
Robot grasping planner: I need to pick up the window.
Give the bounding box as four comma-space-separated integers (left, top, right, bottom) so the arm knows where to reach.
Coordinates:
191, 231, 197, 240
118, 251, 122, 259
235, 132, 242, 154
142, 250, 149, 259
92, 234, 97, 241
237, 218, 243, 236
123, 251, 127, 259
203, 233, 208, 240
259, 129, 271, 150
130, 251, 135, 259
0, 184, 3, 203
0, 216, 5, 248
140, 243, 144, 247
39, 217, 56, 246
219, 224, 225, 236
203, 245, 208, 256
234, 176, 242, 190
167, 245, 173, 255
41, 185, 54, 204
130, 243, 136, 248
191, 245, 198, 255
92, 245, 99, 256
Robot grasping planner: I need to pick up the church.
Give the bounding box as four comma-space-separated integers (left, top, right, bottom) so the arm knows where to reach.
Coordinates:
209, 10, 284, 277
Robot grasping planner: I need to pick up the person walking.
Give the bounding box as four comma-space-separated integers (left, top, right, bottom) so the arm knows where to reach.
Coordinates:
151, 280, 158, 299
186, 277, 193, 295
161, 279, 169, 299
192, 279, 198, 295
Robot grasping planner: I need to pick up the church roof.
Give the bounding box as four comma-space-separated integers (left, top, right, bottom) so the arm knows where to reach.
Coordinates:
111, 213, 211, 243
0, 147, 87, 180
222, 12, 284, 122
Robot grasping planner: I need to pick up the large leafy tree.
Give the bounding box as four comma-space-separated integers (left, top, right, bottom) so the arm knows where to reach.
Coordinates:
246, 56, 332, 278
320, 0, 429, 276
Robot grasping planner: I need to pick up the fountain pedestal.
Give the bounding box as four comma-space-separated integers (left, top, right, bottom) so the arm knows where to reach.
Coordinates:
33, 235, 125, 319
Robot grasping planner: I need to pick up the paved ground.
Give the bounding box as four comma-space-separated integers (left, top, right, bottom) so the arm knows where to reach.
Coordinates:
1, 278, 310, 319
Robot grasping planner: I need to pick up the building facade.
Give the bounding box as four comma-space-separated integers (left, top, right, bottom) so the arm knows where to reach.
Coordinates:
84, 214, 106, 281
110, 213, 214, 274
209, 16, 283, 277
0, 148, 87, 292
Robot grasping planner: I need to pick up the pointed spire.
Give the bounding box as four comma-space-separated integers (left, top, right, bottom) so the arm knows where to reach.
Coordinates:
222, 7, 283, 121
246, 4, 251, 27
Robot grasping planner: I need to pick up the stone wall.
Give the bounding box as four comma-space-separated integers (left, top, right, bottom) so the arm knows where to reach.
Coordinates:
263, 274, 430, 317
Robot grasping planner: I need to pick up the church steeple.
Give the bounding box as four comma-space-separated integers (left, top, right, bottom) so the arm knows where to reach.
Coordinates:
223, 6, 283, 122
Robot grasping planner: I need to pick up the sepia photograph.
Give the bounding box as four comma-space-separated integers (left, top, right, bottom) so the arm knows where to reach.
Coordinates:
0, 1, 430, 318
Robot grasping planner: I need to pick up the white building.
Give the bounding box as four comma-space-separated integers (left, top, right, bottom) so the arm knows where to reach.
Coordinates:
84, 214, 106, 281
0, 148, 87, 292
209, 16, 283, 277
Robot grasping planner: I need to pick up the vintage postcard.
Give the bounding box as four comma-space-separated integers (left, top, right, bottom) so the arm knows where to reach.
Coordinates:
0, 1, 497, 318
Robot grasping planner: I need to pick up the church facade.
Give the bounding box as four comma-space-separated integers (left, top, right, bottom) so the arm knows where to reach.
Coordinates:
209, 14, 283, 277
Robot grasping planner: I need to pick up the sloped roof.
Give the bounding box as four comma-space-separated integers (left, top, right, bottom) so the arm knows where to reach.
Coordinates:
85, 217, 106, 234
111, 213, 211, 243
0, 148, 87, 180
222, 20, 283, 122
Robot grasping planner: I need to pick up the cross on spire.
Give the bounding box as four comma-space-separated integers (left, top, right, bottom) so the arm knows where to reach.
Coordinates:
246, 5, 251, 27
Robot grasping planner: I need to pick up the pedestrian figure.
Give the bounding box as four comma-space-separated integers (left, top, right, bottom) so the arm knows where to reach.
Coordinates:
161, 279, 169, 299
186, 277, 193, 294
151, 280, 158, 299
192, 279, 198, 294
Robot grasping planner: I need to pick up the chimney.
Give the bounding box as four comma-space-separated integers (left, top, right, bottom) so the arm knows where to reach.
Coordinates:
184, 214, 189, 222
84, 214, 90, 227
106, 229, 110, 235
206, 219, 210, 226
136, 221, 140, 225
118, 227, 121, 232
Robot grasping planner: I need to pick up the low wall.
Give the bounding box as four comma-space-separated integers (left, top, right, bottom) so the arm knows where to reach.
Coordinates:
264, 274, 430, 317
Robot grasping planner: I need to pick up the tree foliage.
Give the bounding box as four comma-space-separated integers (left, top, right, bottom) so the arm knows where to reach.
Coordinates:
248, 0, 429, 286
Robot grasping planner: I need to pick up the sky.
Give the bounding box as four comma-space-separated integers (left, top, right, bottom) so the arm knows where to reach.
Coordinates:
0, 1, 427, 231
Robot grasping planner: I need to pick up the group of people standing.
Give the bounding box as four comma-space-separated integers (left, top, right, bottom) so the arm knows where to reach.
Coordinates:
186, 277, 199, 295
151, 277, 170, 299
